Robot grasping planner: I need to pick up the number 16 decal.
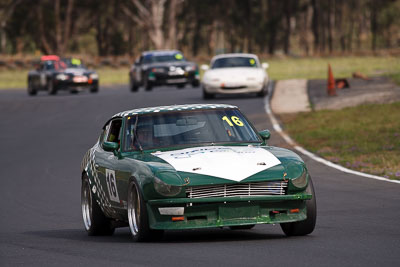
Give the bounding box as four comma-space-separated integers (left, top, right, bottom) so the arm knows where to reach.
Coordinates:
106, 169, 120, 203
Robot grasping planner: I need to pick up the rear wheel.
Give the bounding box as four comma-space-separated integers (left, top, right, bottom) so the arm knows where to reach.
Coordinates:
127, 179, 163, 242
280, 178, 316, 236
81, 175, 115, 236
177, 84, 185, 89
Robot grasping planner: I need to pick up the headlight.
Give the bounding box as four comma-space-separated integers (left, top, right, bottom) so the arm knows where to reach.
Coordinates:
154, 177, 182, 197
90, 73, 99, 79
56, 74, 68, 80
151, 68, 165, 73
291, 169, 308, 189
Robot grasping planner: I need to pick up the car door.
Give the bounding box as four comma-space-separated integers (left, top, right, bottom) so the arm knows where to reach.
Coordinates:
93, 118, 125, 212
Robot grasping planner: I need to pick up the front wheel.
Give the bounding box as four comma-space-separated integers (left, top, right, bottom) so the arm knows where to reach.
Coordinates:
202, 88, 215, 99
90, 86, 98, 93
127, 179, 163, 242
47, 80, 57, 95
144, 78, 153, 91
27, 79, 37, 96
280, 178, 316, 236
129, 75, 138, 92
81, 175, 115, 236
256, 85, 267, 97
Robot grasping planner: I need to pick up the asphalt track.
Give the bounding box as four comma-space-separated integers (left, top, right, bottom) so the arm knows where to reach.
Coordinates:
0, 85, 399, 267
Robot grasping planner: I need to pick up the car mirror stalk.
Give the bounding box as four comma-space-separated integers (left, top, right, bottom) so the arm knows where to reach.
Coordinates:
259, 129, 271, 144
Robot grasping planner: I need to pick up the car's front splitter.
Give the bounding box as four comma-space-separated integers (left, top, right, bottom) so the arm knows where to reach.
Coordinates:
147, 194, 310, 230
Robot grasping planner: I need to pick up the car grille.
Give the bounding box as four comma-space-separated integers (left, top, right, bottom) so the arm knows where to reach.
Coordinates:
186, 181, 287, 199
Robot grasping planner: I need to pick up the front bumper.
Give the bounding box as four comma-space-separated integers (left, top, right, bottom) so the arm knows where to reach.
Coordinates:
203, 82, 264, 94
54, 79, 98, 90
147, 193, 311, 230
148, 72, 199, 86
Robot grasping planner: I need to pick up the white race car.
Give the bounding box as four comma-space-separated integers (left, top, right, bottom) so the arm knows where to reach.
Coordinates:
201, 53, 269, 99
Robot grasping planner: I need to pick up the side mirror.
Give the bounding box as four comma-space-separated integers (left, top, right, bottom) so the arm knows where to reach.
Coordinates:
259, 129, 271, 141
201, 64, 209, 71
261, 62, 269, 69
103, 141, 119, 152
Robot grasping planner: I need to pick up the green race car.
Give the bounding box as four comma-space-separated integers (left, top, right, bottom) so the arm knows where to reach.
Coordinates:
81, 104, 316, 241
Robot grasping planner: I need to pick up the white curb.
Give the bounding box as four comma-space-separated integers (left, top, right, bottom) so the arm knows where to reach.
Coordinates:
264, 81, 400, 185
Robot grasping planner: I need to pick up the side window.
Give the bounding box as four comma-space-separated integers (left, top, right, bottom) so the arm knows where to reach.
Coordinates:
106, 119, 122, 144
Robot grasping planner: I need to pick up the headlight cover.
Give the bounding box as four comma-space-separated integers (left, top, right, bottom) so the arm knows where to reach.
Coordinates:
56, 73, 68, 80
154, 176, 182, 197
291, 169, 308, 189
90, 73, 99, 79
151, 68, 165, 73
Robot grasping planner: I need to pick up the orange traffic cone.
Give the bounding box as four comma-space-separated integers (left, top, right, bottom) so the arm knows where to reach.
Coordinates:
327, 64, 336, 96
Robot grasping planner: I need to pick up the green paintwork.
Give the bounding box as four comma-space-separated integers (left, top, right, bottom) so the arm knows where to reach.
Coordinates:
81, 104, 315, 230
258, 129, 271, 141
147, 200, 307, 230
103, 141, 119, 152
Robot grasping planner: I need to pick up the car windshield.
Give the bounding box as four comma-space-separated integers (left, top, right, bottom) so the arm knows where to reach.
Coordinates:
62, 58, 86, 68
212, 57, 258, 69
143, 53, 185, 64
123, 109, 261, 151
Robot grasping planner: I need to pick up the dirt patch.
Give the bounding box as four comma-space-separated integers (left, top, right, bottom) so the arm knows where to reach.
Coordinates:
307, 77, 400, 110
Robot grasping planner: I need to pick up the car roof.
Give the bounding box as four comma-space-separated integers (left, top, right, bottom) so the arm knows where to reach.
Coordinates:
41, 55, 60, 61
112, 104, 238, 118
142, 50, 182, 57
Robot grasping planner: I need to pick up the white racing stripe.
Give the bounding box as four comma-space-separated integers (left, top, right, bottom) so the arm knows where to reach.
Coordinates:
264, 81, 400, 185
152, 146, 281, 182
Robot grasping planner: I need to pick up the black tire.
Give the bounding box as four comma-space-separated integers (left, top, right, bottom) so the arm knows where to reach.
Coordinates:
127, 178, 163, 242
47, 80, 57, 95
144, 78, 153, 91
70, 89, 79, 94
256, 86, 267, 97
177, 84, 185, 89
229, 224, 255, 230
27, 79, 37, 96
280, 178, 317, 236
81, 175, 115, 236
202, 88, 214, 99
90, 86, 99, 93
129, 75, 139, 92
192, 80, 200, 88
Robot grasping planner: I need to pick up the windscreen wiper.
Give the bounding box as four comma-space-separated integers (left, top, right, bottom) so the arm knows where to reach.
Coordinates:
133, 115, 143, 152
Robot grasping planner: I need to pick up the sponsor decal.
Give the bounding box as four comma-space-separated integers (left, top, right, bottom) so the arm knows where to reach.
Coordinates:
152, 146, 281, 181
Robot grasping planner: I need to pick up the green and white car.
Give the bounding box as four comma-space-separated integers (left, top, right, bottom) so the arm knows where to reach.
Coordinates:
81, 104, 316, 241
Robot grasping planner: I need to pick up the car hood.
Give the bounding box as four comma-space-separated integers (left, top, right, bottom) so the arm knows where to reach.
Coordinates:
62, 68, 93, 75
144, 61, 195, 69
132, 145, 305, 186
204, 67, 265, 82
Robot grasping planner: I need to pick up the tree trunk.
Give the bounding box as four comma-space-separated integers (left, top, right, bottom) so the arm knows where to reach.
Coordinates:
370, 0, 378, 51
311, 0, 319, 53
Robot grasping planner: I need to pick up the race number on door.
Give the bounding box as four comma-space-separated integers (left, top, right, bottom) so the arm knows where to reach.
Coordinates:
105, 169, 120, 203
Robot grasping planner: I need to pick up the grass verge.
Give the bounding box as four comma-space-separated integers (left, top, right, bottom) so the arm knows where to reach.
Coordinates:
1, 56, 399, 89
280, 102, 400, 180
